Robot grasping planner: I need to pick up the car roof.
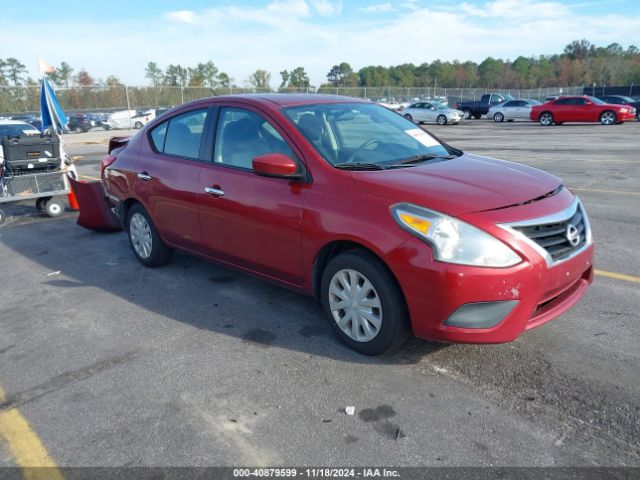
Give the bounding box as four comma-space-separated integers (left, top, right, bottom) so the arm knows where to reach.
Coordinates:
183, 93, 367, 110
0, 119, 35, 126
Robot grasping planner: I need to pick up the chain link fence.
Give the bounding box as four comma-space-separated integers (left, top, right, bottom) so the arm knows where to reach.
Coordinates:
0, 85, 585, 116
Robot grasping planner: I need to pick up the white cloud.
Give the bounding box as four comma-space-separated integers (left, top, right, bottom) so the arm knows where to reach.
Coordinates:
312, 0, 343, 16
166, 10, 198, 24
362, 3, 395, 13
401, 0, 419, 11
461, 0, 570, 19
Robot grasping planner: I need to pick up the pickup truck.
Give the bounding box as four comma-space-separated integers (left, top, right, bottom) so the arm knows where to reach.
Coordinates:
455, 93, 514, 119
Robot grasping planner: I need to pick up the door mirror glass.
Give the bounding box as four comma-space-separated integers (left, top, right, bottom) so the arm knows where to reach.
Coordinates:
253, 153, 300, 178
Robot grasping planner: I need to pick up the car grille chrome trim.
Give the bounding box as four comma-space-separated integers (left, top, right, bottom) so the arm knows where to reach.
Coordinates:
499, 196, 592, 267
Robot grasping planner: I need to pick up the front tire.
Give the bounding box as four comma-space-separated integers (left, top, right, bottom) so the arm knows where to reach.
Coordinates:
404, 114, 413, 122
436, 115, 447, 125
463, 109, 472, 120
126, 204, 173, 267
320, 250, 410, 355
134, 121, 144, 129
600, 110, 616, 125
539, 112, 554, 126
0, 207, 5, 226
494, 112, 504, 122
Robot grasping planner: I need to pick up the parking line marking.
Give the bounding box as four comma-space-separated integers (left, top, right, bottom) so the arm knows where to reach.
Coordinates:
595, 269, 640, 284
79, 174, 101, 181
0, 385, 63, 479
571, 188, 640, 196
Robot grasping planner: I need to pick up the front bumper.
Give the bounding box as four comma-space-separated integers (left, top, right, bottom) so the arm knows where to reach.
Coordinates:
386, 190, 594, 343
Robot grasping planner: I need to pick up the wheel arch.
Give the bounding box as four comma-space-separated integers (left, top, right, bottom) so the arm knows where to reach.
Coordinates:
311, 239, 406, 306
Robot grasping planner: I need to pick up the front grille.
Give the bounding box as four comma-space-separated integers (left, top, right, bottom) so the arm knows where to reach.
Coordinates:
512, 204, 588, 262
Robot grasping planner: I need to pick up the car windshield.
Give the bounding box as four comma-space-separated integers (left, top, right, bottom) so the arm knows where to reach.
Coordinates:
588, 96, 606, 105
0, 123, 39, 137
283, 102, 452, 167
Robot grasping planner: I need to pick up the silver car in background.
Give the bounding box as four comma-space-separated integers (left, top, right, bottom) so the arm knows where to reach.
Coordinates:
402, 101, 464, 125
488, 99, 541, 122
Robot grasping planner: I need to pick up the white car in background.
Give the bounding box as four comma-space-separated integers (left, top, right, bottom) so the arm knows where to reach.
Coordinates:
402, 101, 464, 125
488, 99, 541, 122
105, 109, 156, 130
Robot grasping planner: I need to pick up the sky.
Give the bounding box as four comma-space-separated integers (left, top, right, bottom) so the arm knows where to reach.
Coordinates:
1, 0, 639, 87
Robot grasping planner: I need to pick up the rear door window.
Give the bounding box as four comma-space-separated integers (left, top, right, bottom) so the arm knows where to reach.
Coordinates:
149, 109, 208, 160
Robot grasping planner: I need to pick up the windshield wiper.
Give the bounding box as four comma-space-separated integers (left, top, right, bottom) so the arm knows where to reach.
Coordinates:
393, 154, 457, 166
333, 162, 387, 171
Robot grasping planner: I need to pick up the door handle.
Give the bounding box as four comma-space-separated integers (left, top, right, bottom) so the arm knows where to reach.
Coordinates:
205, 186, 225, 196
137, 172, 152, 181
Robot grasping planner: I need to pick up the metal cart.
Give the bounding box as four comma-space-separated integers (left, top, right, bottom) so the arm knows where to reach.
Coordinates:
0, 170, 70, 225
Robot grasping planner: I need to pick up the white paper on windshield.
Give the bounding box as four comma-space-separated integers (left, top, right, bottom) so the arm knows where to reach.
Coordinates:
405, 128, 439, 147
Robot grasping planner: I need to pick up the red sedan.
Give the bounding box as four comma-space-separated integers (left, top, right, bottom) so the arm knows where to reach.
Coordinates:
531, 95, 636, 125
101, 94, 594, 355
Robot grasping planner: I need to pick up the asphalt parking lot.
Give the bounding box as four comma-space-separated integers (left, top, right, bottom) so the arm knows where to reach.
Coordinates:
0, 120, 639, 468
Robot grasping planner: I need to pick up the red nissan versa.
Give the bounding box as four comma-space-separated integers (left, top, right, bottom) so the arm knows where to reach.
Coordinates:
531, 95, 636, 125
101, 95, 594, 355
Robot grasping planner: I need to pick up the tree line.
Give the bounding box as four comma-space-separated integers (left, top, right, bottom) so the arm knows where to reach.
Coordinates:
1, 39, 639, 92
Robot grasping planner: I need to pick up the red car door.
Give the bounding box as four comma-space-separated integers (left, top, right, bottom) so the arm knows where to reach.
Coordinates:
573, 98, 593, 121
197, 105, 306, 286
134, 108, 210, 250
552, 98, 572, 122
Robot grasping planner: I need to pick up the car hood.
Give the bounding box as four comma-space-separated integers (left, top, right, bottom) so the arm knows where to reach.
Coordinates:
351, 153, 562, 216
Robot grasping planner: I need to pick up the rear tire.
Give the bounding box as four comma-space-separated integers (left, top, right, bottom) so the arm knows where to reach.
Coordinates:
404, 114, 413, 122
539, 112, 554, 126
126, 203, 173, 268
0, 208, 5, 226
44, 198, 64, 218
134, 121, 144, 129
320, 250, 410, 355
463, 109, 472, 120
36, 197, 49, 213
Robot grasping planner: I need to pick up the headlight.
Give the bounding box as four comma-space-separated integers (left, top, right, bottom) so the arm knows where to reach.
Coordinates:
391, 203, 522, 267
620, 108, 628, 113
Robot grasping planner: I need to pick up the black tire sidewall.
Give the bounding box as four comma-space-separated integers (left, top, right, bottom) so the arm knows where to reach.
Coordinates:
437, 115, 446, 125
320, 251, 409, 355
36, 197, 49, 212
126, 204, 172, 267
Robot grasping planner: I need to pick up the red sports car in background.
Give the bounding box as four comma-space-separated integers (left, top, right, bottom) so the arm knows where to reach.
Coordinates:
531, 95, 636, 125
101, 94, 594, 355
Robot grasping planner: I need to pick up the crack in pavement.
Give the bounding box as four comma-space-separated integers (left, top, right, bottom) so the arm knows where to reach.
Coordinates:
0, 351, 138, 412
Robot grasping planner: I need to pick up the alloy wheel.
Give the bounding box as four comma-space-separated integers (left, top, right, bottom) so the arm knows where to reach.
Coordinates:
540, 113, 553, 126
600, 111, 616, 125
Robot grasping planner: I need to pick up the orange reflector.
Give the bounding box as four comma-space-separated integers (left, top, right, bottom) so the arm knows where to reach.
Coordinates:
399, 213, 430, 234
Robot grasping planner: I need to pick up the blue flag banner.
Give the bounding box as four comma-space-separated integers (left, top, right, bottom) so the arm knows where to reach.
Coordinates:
40, 78, 68, 134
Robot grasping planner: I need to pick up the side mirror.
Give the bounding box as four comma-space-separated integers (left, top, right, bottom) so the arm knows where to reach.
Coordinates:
253, 153, 301, 179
